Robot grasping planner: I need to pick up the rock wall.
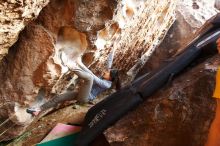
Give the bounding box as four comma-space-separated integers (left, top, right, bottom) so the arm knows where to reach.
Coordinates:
138, 0, 218, 75
91, 0, 177, 78
0, 0, 50, 61
106, 55, 219, 146
0, 0, 219, 144
105, 0, 220, 146
0, 0, 177, 141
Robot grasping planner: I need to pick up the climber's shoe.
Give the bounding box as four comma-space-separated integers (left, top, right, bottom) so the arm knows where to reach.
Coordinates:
26, 107, 41, 116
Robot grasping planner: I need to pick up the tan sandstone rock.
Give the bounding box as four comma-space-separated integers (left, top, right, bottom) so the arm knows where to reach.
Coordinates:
105, 0, 219, 146
0, 0, 218, 144
0, 0, 50, 61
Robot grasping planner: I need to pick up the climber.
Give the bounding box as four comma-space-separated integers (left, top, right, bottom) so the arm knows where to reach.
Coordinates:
26, 26, 121, 116
205, 38, 220, 146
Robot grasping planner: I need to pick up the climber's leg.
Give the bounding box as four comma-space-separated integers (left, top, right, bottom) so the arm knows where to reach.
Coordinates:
73, 70, 93, 103
40, 91, 78, 111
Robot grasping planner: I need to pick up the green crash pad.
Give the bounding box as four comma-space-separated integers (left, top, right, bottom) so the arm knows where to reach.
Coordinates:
36, 123, 81, 146
36, 132, 79, 146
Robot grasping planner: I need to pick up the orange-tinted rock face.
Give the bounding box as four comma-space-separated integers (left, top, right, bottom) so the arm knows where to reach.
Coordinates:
92, 0, 177, 77
0, 0, 218, 144
0, 0, 50, 61
104, 1, 219, 145
0, 24, 59, 141
73, 0, 115, 32
0, 24, 55, 103
0, 0, 177, 140
0, 0, 118, 141
105, 56, 219, 146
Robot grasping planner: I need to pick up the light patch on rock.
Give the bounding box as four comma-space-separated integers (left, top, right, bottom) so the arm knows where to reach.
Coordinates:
11, 103, 33, 125
177, 0, 218, 28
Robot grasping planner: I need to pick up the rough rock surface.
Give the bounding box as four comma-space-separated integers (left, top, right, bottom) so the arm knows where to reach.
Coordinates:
0, 0, 50, 61
0, 0, 177, 141
138, 0, 218, 76
178, 0, 217, 28
105, 56, 219, 146
0, 0, 219, 145
91, 0, 177, 78
105, 0, 219, 145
